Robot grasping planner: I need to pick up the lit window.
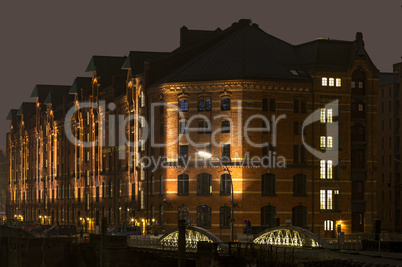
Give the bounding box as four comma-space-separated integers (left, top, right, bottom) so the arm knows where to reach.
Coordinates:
320, 136, 326, 149
141, 140, 145, 151
327, 136, 333, 148
327, 160, 333, 179
140, 162, 145, 180
141, 91, 145, 107
324, 220, 334, 231
320, 160, 326, 179
327, 190, 333, 209
140, 116, 145, 128
320, 190, 326, 209
351, 81, 355, 88
329, 78, 334, 86
358, 82, 363, 88
320, 160, 333, 179
327, 109, 333, 123
322, 77, 328, 86
320, 108, 326, 123
140, 191, 144, 209
320, 190, 333, 210
336, 78, 341, 87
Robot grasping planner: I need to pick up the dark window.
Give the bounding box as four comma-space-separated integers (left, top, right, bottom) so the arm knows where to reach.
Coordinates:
292, 206, 307, 228
221, 98, 230, 111
180, 121, 188, 134
262, 99, 269, 111
220, 174, 231, 196
222, 144, 230, 160
261, 205, 277, 227
178, 205, 189, 221
197, 205, 211, 228
270, 99, 276, 112
160, 123, 164, 136
219, 206, 231, 229
262, 120, 269, 133
205, 99, 212, 111
178, 174, 189, 196
294, 122, 299, 135
294, 100, 299, 113
262, 173, 276, 196
293, 145, 299, 163
198, 120, 211, 134
180, 99, 189, 112
179, 145, 188, 164
293, 174, 307, 196
300, 145, 306, 164
197, 173, 212, 195
301, 100, 306, 113
198, 99, 205, 111
262, 144, 268, 157
222, 120, 230, 133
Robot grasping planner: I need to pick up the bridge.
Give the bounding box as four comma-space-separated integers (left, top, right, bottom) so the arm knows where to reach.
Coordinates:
128, 225, 330, 252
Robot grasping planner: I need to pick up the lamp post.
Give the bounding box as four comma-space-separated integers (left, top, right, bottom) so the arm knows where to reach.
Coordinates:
198, 151, 235, 242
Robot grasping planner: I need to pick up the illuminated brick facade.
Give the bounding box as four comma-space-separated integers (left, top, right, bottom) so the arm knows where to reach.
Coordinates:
6, 20, 379, 239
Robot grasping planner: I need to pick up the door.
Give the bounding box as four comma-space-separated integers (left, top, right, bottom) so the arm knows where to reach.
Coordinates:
352, 212, 364, 232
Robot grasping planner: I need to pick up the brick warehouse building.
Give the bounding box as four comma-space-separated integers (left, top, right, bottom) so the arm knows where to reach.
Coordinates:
378, 62, 402, 232
6, 19, 379, 240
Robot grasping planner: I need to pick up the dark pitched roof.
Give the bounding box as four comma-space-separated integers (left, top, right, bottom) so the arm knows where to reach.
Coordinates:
69, 77, 92, 94
178, 26, 223, 49
296, 34, 378, 73
17, 102, 36, 127
31, 85, 71, 104
6, 109, 18, 120
148, 20, 378, 85
379, 72, 394, 85
122, 51, 170, 76
85, 56, 127, 87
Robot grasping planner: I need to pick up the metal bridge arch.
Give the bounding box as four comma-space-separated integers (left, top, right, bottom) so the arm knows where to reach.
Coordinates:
159, 226, 226, 251
252, 226, 331, 249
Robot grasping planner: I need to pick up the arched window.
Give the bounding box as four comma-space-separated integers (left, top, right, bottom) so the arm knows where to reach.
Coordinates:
261, 205, 277, 227
221, 120, 230, 133
197, 205, 211, 228
221, 98, 230, 111
197, 173, 212, 196
178, 174, 189, 196
219, 206, 231, 229
262, 173, 276, 196
179, 99, 189, 112
220, 174, 231, 196
322, 77, 328, 86
293, 174, 307, 196
292, 205, 307, 228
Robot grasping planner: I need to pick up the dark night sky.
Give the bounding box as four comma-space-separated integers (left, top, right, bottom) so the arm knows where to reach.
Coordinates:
1, 0, 401, 149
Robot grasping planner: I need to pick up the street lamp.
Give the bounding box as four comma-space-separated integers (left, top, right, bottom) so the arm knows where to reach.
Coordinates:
197, 151, 235, 242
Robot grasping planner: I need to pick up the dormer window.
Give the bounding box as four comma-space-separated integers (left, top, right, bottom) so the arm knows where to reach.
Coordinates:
329, 78, 334, 87
322, 77, 328, 86
290, 70, 299, 76
336, 78, 341, 87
